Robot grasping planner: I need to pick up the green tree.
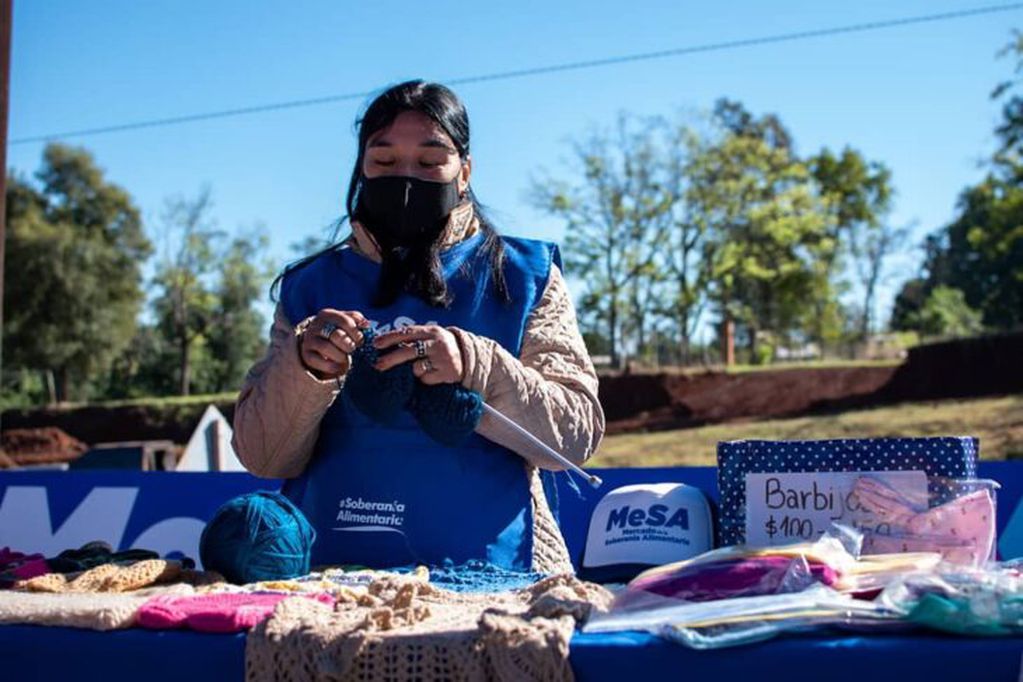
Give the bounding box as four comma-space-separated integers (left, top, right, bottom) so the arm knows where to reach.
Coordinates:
809, 147, 895, 339
992, 30, 1023, 162
108, 230, 274, 399
205, 231, 274, 392
3, 144, 151, 403
890, 277, 929, 332
663, 124, 714, 364
530, 115, 676, 366
687, 122, 835, 359
898, 32, 1023, 333
913, 286, 984, 337
930, 178, 1022, 329
532, 100, 892, 367
151, 187, 223, 396
102, 324, 178, 399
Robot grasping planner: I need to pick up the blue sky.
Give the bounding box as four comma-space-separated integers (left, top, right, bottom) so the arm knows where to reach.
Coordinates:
6, 1, 1019, 333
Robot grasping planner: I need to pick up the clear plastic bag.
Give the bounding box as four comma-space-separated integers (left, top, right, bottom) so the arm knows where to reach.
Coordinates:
607, 522, 945, 609
659, 594, 900, 649
582, 525, 938, 647
609, 529, 859, 610
877, 563, 1023, 635
585, 583, 897, 648
853, 476, 999, 567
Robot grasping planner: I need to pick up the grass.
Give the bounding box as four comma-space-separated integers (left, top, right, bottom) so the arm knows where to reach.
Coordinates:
592, 394, 1023, 467
597, 358, 902, 378
724, 358, 903, 374
90, 392, 239, 409
14, 392, 241, 411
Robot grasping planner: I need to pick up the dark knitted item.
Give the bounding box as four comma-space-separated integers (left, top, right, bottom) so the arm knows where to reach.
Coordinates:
45, 542, 165, 574
410, 382, 484, 447
344, 327, 484, 446
345, 327, 415, 425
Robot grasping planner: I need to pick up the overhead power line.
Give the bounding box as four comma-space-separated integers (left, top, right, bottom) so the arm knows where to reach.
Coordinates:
11, 3, 1023, 146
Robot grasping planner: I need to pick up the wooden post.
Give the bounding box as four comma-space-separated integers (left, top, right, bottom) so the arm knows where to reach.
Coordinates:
210, 418, 222, 471
722, 318, 735, 368
0, 0, 12, 455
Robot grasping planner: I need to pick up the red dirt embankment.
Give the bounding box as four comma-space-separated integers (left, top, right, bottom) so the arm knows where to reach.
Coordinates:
0, 427, 88, 467
601, 331, 1023, 434
601, 366, 896, 435
2, 332, 1020, 445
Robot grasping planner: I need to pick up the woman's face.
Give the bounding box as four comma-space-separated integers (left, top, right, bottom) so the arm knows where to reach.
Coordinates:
363, 110, 471, 195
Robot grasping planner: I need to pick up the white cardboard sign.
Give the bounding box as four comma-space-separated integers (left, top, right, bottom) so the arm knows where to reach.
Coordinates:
744, 470, 928, 546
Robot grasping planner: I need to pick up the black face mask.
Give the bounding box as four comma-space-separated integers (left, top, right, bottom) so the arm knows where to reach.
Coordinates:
355, 174, 462, 252
353, 173, 464, 308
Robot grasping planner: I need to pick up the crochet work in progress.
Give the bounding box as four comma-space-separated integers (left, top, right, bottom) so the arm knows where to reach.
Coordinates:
346, 327, 416, 426
346, 327, 484, 447
246, 573, 613, 682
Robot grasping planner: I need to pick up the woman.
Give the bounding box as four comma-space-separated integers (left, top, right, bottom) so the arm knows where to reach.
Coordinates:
232, 80, 604, 575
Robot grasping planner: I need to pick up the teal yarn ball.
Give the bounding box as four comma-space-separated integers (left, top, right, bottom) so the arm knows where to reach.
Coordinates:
199, 491, 316, 584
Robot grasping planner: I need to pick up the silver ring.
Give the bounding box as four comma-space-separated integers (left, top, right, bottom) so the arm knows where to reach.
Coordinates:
420, 358, 435, 373
319, 322, 338, 340
414, 339, 427, 359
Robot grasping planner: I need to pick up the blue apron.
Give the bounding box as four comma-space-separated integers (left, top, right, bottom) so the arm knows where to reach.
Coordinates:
279, 232, 560, 570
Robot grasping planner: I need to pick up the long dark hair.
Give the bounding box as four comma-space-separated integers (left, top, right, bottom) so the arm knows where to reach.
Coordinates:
272, 80, 508, 307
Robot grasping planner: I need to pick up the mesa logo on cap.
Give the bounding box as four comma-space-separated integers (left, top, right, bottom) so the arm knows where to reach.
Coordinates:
582, 483, 713, 582
605, 502, 689, 532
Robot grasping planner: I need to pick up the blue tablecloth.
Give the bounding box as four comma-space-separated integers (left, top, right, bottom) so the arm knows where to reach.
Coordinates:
2, 624, 1021, 681
5, 464, 1023, 679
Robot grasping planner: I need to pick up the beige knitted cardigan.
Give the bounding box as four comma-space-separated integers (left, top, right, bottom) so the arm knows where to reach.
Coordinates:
232, 204, 605, 573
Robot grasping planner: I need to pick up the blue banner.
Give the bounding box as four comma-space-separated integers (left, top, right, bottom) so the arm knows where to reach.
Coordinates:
2, 462, 1022, 567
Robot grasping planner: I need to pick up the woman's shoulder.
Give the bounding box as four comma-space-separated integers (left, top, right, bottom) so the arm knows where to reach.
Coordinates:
281, 243, 350, 287
492, 234, 563, 311
498, 234, 563, 274
277, 243, 352, 317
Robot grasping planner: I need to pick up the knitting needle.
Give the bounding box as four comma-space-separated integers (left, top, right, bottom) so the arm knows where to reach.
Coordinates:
481, 402, 603, 488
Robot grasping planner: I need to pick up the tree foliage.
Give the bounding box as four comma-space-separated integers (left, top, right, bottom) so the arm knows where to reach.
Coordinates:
533, 101, 881, 365
3, 144, 151, 402
893, 32, 1023, 333
4, 148, 275, 405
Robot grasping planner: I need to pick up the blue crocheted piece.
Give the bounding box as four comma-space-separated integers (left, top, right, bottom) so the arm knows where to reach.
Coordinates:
397, 559, 547, 593
410, 382, 484, 447
345, 327, 416, 425
346, 328, 484, 446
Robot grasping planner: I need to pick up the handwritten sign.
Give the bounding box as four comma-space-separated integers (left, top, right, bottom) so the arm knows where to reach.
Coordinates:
745, 470, 928, 546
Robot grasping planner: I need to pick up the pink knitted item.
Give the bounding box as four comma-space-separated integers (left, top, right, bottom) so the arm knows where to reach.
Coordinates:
7, 558, 50, 581
137, 592, 334, 633
0, 547, 24, 568
854, 478, 996, 566
0, 547, 49, 582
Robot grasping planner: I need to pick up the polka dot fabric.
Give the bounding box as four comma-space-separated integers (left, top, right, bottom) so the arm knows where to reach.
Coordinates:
715, 437, 980, 546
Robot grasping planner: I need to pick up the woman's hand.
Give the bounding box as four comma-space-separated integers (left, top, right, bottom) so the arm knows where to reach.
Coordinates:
373, 324, 464, 385
298, 309, 369, 379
